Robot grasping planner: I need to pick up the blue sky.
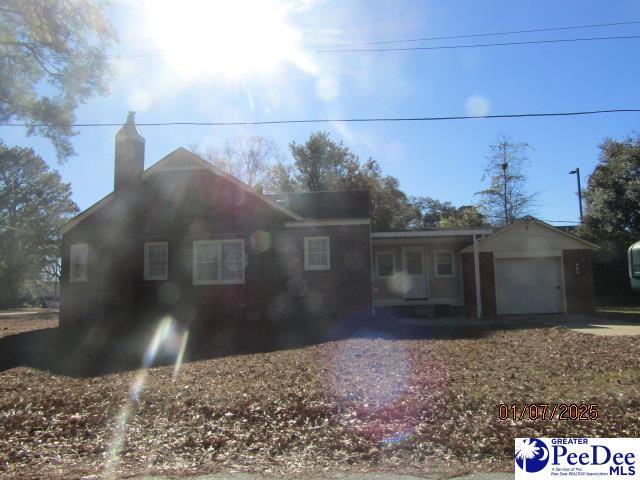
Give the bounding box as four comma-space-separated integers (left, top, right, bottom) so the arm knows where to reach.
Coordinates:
3, 0, 640, 225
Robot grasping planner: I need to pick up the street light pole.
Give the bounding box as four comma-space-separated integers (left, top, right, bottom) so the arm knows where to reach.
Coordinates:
569, 168, 583, 223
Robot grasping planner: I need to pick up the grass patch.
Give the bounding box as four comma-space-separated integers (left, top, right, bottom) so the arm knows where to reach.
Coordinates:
594, 306, 640, 321
596, 306, 640, 314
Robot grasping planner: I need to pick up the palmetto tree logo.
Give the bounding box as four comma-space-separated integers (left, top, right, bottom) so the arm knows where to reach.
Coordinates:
515, 438, 550, 473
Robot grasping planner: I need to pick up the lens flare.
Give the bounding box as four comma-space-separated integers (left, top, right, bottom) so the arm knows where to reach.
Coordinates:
326, 339, 411, 408
143, 315, 175, 368
173, 330, 190, 381
104, 370, 146, 479
104, 315, 189, 477
321, 310, 445, 448
142, 0, 314, 80
104, 403, 132, 479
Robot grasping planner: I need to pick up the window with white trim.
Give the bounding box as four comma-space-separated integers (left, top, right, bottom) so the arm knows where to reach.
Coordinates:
304, 237, 330, 270
69, 243, 88, 283
144, 242, 168, 280
434, 250, 455, 277
193, 240, 244, 285
376, 251, 395, 277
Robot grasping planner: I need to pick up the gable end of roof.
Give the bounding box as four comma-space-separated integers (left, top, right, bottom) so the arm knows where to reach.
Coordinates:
460, 216, 599, 252
60, 148, 302, 234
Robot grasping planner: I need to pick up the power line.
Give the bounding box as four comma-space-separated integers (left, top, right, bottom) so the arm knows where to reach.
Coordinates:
311, 34, 640, 53
2, 32, 640, 60
310, 20, 640, 49
2, 108, 640, 128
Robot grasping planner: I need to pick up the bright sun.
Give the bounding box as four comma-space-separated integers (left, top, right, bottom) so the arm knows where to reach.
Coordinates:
144, 0, 312, 80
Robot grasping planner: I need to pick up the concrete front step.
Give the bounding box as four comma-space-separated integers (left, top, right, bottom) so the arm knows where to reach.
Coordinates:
375, 304, 463, 319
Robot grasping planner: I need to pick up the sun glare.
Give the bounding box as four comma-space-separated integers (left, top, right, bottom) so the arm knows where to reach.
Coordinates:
144, 0, 312, 80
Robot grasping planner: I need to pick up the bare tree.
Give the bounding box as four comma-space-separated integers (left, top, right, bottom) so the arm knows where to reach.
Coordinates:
192, 136, 282, 188
475, 133, 537, 226
226, 136, 282, 188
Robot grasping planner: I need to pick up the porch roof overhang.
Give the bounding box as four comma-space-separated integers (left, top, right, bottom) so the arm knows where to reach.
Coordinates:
371, 229, 493, 240
371, 228, 490, 320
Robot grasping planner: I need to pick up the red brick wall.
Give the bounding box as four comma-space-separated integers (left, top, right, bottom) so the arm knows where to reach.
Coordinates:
562, 249, 594, 313
61, 169, 372, 330
276, 224, 373, 322
461, 252, 497, 319
61, 169, 291, 327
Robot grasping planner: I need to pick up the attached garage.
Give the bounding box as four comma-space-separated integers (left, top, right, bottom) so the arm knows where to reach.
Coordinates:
461, 217, 599, 318
494, 256, 563, 315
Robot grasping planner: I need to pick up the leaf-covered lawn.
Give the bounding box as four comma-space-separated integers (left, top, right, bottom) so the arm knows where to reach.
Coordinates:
1, 315, 640, 478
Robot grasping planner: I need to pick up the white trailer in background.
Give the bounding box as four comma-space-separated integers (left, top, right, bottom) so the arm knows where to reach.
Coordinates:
629, 241, 640, 292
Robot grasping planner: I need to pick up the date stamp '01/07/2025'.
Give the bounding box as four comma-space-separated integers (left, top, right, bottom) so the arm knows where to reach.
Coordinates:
499, 403, 600, 421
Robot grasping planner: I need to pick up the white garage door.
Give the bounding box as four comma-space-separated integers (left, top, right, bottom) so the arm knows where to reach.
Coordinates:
494, 257, 563, 315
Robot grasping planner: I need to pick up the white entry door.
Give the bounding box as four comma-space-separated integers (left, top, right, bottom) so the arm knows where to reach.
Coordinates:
495, 256, 564, 315
402, 248, 428, 299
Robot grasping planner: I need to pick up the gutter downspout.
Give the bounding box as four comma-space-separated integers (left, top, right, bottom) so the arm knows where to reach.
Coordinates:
473, 234, 482, 319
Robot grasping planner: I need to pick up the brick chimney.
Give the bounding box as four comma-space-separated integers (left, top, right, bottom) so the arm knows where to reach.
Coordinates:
114, 111, 145, 194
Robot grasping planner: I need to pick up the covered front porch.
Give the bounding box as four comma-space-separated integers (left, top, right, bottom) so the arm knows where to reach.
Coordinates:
371, 228, 492, 318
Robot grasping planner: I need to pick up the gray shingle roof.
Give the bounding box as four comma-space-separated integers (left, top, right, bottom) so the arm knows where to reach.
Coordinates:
266, 190, 371, 219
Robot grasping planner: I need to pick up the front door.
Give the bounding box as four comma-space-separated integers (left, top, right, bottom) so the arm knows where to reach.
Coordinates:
402, 247, 428, 299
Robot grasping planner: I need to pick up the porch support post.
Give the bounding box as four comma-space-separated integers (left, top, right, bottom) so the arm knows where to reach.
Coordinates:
473, 234, 482, 319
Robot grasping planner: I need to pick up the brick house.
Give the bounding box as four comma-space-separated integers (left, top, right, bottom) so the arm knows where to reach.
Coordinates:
60, 114, 598, 329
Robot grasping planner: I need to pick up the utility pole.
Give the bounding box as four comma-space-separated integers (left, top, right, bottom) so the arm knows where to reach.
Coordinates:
569, 168, 583, 223
501, 161, 509, 224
